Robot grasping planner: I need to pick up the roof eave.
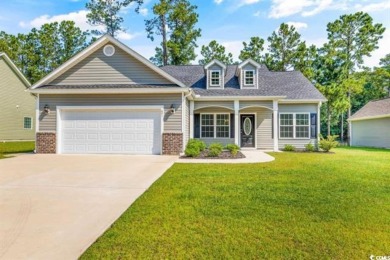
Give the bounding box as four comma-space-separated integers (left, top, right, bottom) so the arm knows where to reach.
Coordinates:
28, 87, 189, 94
349, 114, 390, 122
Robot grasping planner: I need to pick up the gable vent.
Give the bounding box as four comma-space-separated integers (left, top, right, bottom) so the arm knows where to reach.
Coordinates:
103, 44, 115, 57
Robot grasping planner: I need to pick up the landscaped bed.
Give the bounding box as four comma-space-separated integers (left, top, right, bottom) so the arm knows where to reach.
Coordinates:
180, 150, 245, 159
82, 147, 390, 259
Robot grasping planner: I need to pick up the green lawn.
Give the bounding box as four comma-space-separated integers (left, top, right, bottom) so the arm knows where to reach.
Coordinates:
82, 147, 390, 259
0, 141, 35, 156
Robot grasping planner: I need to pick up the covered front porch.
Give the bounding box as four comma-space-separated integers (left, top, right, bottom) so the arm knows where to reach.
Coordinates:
189, 99, 279, 151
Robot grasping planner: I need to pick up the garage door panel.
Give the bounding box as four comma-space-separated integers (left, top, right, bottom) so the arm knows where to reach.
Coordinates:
60, 110, 162, 154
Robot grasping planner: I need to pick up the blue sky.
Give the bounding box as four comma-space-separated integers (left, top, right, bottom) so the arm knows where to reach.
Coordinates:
0, 0, 389, 67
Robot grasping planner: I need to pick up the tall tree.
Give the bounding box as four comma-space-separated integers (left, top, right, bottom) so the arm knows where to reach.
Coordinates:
266, 23, 305, 71
239, 36, 264, 63
326, 12, 385, 142
0, 21, 90, 83
198, 40, 233, 65
146, 0, 201, 66
294, 43, 317, 81
86, 0, 143, 37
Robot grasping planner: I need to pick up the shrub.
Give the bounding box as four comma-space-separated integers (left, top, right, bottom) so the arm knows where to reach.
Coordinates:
208, 143, 223, 157
226, 144, 240, 156
305, 142, 316, 152
319, 135, 339, 152
283, 144, 296, 151
184, 139, 206, 157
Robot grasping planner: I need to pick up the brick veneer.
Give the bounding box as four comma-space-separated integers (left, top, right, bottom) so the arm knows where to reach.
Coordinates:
36, 132, 56, 154
162, 133, 183, 155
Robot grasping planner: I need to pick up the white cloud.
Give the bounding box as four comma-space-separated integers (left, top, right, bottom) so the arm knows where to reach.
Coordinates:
214, 0, 224, 4
355, 1, 390, 12
268, 0, 348, 18
238, 0, 261, 6
286, 22, 308, 31
139, 8, 148, 16
18, 10, 139, 41
364, 30, 390, 68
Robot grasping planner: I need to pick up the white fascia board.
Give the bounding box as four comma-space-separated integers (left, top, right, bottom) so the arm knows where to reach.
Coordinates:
348, 114, 390, 122
28, 88, 189, 94
204, 59, 227, 70
31, 34, 186, 89
194, 96, 286, 101
237, 58, 261, 69
279, 99, 327, 104
0, 53, 31, 87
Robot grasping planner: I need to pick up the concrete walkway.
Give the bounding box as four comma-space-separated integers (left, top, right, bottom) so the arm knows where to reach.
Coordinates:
0, 154, 176, 260
177, 150, 275, 163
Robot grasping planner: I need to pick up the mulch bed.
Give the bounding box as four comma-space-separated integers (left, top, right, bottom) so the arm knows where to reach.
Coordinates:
284, 150, 335, 154
180, 150, 246, 159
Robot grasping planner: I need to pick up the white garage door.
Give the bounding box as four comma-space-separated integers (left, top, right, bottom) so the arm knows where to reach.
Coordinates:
60, 109, 162, 154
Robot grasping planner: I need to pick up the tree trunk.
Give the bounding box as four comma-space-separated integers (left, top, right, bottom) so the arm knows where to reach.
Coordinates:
347, 93, 351, 145
161, 15, 168, 66
340, 113, 344, 142
327, 106, 331, 136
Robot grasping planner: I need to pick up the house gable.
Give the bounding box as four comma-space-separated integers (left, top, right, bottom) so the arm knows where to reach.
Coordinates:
32, 35, 185, 89
204, 59, 226, 89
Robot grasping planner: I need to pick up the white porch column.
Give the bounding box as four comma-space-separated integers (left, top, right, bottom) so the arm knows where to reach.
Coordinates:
273, 100, 279, 151
234, 100, 239, 145
317, 102, 321, 144
189, 100, 194, 139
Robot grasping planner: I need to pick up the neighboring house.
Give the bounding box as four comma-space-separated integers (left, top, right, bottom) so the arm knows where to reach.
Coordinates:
29, 35, 326, 155
0, 53, 35, 141
349, 97, 390, 148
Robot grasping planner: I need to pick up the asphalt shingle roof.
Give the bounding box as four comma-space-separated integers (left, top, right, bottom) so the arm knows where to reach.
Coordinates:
37, 84, 180, 89
350, 97, 390, 120
161, 65, 326, 100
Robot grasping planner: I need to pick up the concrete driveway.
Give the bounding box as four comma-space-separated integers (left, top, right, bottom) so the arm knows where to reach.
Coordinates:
0, 154, 176, 260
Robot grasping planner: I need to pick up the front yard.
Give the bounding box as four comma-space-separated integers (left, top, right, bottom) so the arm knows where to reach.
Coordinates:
82, 147, 390, 259
0, 141, 35, 159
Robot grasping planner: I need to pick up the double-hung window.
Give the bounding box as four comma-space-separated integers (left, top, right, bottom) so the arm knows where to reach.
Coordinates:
279, 113, 310, 139
201, 114, 230, 138
244, 70, 254, 85
210, 70, 221, 86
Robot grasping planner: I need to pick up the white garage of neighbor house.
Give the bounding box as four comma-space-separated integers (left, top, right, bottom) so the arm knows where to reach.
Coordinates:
349, 97, 390, 149
29, 34, 325, 155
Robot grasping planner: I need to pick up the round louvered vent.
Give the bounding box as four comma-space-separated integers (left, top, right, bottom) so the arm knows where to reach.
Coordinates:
103, 44, 115, 56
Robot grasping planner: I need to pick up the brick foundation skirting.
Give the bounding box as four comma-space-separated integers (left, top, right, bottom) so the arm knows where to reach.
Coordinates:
36, 132, 56, 154
162, 133, 183, 155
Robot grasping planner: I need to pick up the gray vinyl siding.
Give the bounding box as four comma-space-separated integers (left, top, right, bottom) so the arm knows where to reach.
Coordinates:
207, 64, 224, 89
278, 103, 318, 149
50, 45, 172, 85
241, 64, 258, 89
0, 58, 35, 141
240, 101, 272, 110
351, 118, 390, 148
194, 101, 234, 111
240, 107, 273, 150
38, 94, 182, 133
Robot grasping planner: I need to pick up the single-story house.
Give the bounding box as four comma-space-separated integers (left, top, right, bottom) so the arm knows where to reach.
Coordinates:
0, 53, 35, 141
349, 97, 390, 148
29, 35, 326, 155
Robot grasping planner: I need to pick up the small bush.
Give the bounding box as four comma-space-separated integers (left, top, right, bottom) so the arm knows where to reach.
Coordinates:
305, 142, 316, 152
283, 144, 296, 151
184, 139, 206, 157
208, 143, 223, 157
226, 144, 240, 156
319, 135, 339, 152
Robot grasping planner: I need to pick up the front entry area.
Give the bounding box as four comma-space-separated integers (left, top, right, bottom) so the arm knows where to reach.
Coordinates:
240, 114, 255, 147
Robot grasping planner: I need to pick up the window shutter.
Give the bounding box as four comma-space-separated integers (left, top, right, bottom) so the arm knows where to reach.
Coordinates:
194, 114, 200, 138
230, 114, 234, 138
310, 113, 317, 138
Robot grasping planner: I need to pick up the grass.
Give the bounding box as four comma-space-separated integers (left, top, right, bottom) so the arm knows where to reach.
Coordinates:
82, 147, 390, 259
0, 141, 35, 158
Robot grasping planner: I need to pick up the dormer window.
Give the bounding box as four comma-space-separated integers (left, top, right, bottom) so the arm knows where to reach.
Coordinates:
210, 70, 221, 86
244, 70, 254, 85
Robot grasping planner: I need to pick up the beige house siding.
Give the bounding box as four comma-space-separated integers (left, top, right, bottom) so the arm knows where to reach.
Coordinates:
50, 45, 173, 85
38, 94, 182, 133
278, 103, 318, 149
239, 101, 272, 110
351, 118, 390, 148
240, 107, 273, 150
0, 58, 35, 140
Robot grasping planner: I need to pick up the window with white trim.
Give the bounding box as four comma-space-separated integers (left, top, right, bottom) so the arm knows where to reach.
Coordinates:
279, 113, 310, 139
210, 70, 221, 86
244, 70, 254, 85
24, 117, 32, 129
201, 114, 230, 138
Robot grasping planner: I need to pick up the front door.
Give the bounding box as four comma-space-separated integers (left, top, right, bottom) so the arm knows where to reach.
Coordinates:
240, 115, 255, 147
